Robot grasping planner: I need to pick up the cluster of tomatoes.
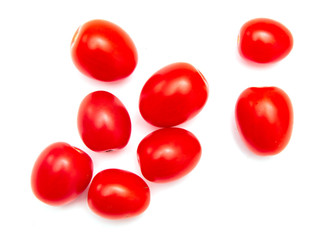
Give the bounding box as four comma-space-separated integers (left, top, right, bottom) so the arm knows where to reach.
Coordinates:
31, 18, 294, 220
236, 18, 294, 155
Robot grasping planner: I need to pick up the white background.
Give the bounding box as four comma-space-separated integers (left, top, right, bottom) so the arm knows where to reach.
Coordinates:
1, 0, 333, 239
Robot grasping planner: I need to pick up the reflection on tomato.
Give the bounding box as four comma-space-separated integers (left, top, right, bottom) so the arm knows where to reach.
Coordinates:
71, 19, 138, 81
31, 142, 93, 206
235, 87, 293, 155
238, 18, 293, 63
139, 62, 209, 127
87, 169, 150, 219
77, 91, 131, 152
137, 128, 201, 182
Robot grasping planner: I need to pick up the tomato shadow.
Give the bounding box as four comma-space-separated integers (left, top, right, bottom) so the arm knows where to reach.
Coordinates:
77, 71, 135, 90
132, 113, 159, 133
235, 50, 277, 70
60, 186, 90, 209
230, 113, 272, 161
85, 204, 148, 225
131, 110, 199, 135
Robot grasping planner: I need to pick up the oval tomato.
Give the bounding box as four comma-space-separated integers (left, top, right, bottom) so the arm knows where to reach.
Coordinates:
31, 142, 93, 206
77, 91, 131, 152
137, 128, 201, 182
139, 62, 209, 127
238, 18, 293, 63
235, 87, 293, 155
71, 19, 138, 81
87, 169, 150, 220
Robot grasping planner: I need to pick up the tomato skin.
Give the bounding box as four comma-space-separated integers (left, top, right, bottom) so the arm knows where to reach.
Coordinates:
235, 87, 293, 155
31, 142, 93, 206
137, 128, 201, 182
77, 91, 131, 152
238, 18, 293, 63
71, 19, 138, 81
87, 169, 150, 220
139, 62, 208, 127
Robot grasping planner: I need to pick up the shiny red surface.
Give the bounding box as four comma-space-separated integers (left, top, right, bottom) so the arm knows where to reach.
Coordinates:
238, 18, 293, 63
137, 128, 201, 182
77, 91, 131, 152
71, 19, 137, 81
87, 169, 150, 219
139, 62, 208, 127
31, 142, 93, 206
235, 87, 293, 155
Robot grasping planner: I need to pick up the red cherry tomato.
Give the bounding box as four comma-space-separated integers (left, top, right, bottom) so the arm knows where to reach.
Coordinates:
71, 19, 138, 81
139, 62, 209, 127
77, 91, 131, 152
31, 142, 93, 206
235, 87, 293, 155
137, 128, 201, 182
87, 169, 150, 219
238, 18, 293, 63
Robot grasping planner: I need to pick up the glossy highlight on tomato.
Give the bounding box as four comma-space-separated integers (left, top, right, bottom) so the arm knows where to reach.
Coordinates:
87, 169, 150, 220
137, 128, 201, 182
31, 142, 93, 206
238, 18, 293, 63
77, 91, 131, 152
139, 62, 209, 127
71, 19, 138, 81
235, 87, 293, 155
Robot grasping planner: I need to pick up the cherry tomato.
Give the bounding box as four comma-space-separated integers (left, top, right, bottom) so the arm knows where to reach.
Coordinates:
71, 19, 138, 81
87, 169, 150, 219
137, 128, 201, 182
235, 87, 293, 155
31, 142, 93, 206
238, 18, 293, 63
77, 91, 131, 152
139, 62, 209, 127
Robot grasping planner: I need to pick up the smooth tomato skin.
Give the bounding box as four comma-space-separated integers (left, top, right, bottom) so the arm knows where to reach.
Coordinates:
235, 87, 293, 155
71, 19, 138, 81
139, 62, 208, 127
137, 128, 201, 182
77, 91, 131, 152
238, 18, 293, 63
87, 169, 150, 220
31, 142, 93, 206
